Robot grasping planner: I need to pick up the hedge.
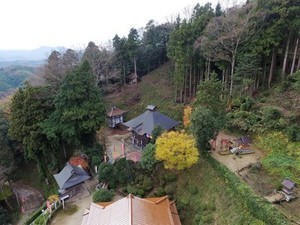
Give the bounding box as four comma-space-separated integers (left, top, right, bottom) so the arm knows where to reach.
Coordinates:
24, 202, 46, 225
205, 154, 289, 225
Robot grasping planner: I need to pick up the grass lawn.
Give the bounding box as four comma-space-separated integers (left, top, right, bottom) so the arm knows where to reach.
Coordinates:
172, 158, 268, 225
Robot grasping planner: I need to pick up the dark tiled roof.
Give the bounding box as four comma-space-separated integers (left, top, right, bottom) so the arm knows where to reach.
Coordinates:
236, 136, 252, 145
123, 109, 179, 136
282, 179, 296, 190
53, 162, 90, 190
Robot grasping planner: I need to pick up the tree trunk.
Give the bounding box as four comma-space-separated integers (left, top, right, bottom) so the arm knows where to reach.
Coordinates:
225, 66, 229, 91
262, 58, 267, 87
134, 58, 137, 76
230, 55, 235, 96
297, 48, 300, 70
268, 48, 276, 89
207, 60, 211, 80
189, 65, 192, 99
193, 67, 197, 98
123, 63, 126, 85
282, 31, 292, 81
290, 33, 299, 75
183, 66, 187, 103
62, 140, 67, 159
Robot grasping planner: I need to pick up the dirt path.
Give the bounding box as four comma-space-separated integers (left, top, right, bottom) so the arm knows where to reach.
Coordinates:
50, 195, 92, 225
212, 131, 300, 224
211, 131, 264, 172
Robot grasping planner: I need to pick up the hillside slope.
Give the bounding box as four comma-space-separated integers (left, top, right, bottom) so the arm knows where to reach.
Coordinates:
105, 62, 289, 225
105, 61, 183, 121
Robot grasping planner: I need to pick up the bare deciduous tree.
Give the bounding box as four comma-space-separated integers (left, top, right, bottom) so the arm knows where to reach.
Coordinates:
195, 2, 258, 95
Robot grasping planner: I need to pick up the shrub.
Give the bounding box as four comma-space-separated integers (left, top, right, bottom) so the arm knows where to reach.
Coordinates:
85, 144, 104, 167
92, 189, 114, 203
140, 143, 158, 172
286, 125, 300, 142
137, 189, 145, 197
154, 187, 165, 197
261, 106, 282, 121
164, 184, 176, 195
188, 185, 198, 195
140, 176, 154, 191
179, 195, 190, 207
164, 173, 177, 182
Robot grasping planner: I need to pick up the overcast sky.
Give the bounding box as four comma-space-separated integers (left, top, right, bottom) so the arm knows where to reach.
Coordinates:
0, 0, 244, 50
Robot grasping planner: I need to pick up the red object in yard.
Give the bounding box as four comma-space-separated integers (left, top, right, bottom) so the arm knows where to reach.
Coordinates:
69, 155, 89, 170
220, 139, 231, 148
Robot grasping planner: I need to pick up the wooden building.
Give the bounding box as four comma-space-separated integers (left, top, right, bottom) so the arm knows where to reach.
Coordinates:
123, 105, 179, 148
107, 107, 128, 128
81, 194, 181, 225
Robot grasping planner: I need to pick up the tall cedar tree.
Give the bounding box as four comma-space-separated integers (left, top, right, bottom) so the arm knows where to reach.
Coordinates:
9, 86, 56, 178
42, 61, 106, 147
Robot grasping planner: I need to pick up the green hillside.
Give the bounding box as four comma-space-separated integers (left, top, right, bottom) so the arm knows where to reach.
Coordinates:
0, 65, 34, 97
105, 62, 290, 225
105, 61, 183, 122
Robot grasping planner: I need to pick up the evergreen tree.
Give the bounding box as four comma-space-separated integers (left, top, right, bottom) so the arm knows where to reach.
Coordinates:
9, 86, 56, 178
42, 61, 106, 147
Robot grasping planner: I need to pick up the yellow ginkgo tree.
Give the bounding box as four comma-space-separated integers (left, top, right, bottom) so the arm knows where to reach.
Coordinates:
155, 131, 199, 170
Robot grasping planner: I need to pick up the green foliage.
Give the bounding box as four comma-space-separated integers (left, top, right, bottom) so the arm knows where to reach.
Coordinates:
92, 189, 114, 203
98, 159, 135, 189
231, 96, 254, 111
163, 173, 177, 182
154, 187, 165, 197
194, 74, 226, 115
140, 143, 157, 171
164, 184, 176, 195
191, 107, 223, 149
150, 125, 164, 144
113, 158, 134, 186
42, 61, 106, 146
84, 144, 104, 167
9, 86, 56, 178
98, 162, 114, 183
286, 125, 300, 142
256, 132, 300, 183
134, 174, 153, 192
0, 65, 33, 96
234, 53, 262, 95
0, 109, 16, 175
206, 155, 288, 225
261, 106, 282, 121
24, 202, 47, 225
288, 70, 300, 91
226, 110, 263, 133
188, 184, 198, 195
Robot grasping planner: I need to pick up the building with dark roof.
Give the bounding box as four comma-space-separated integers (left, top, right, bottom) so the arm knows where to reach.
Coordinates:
81, 194, 181, 225
107, 106, 128, 128
53, 162, 90, 194
123, 105, 179, 147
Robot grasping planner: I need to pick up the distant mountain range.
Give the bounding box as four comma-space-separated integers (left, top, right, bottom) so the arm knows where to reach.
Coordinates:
0, 46, 66, 63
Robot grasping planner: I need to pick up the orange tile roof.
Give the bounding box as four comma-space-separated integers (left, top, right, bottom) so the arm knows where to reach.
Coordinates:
81, 194, 181, 225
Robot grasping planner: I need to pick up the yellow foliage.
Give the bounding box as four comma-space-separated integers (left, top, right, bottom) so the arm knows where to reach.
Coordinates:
155, 131, 199, 170
183, 106, 192, 128
48, 194, 59, 203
